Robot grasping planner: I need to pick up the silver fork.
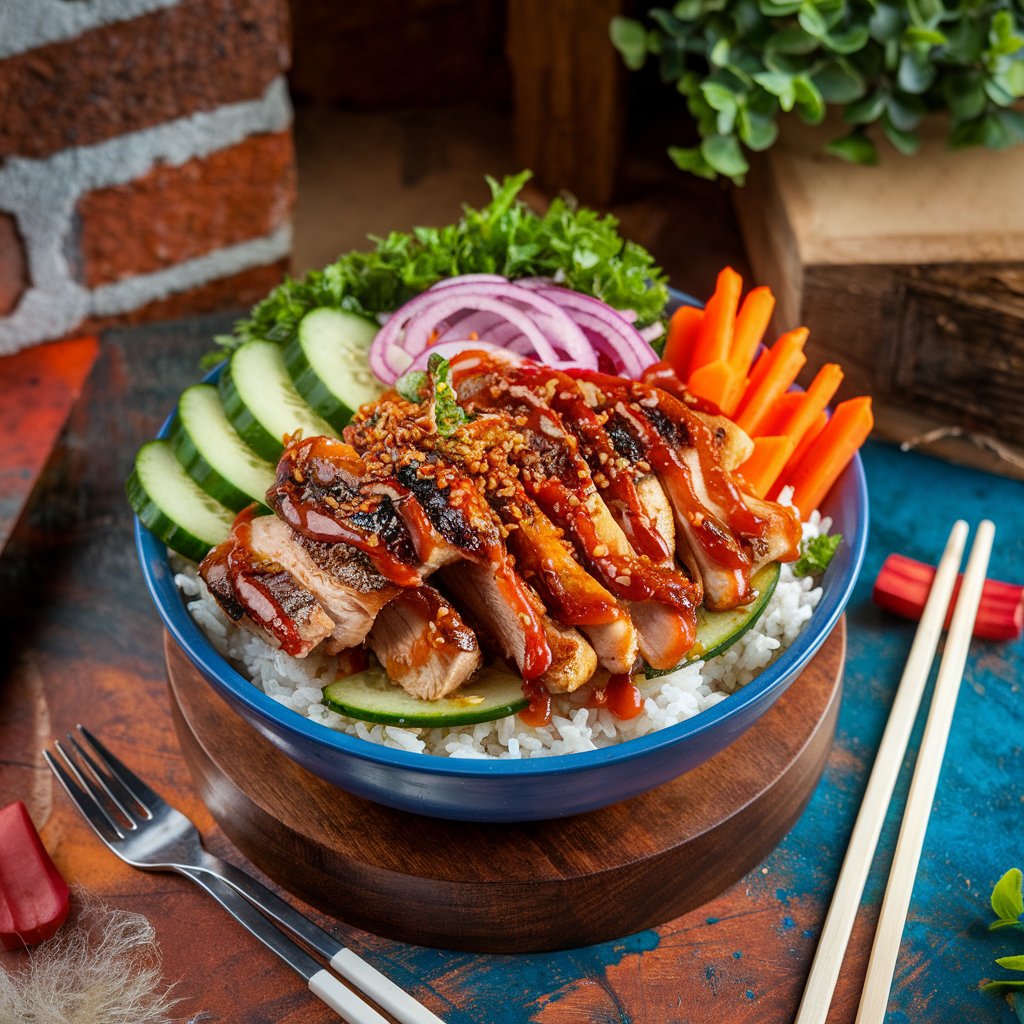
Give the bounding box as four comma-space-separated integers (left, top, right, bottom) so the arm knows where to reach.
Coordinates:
45, 725, 445, 1024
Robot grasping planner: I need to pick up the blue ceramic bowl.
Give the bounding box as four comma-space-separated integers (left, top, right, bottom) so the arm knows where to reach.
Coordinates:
136, 300, 868, 822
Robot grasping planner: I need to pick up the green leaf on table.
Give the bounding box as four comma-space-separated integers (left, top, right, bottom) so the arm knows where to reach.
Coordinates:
826, 23, 871, 55
996, 956, 1024, 972
826, 131, 879, 165
990, 868, 1024, 928
981, 980, 1024, 993
671, 0, 704, 20
798, 4, 828, 38
843, 88, 887, 125
610, 17, 649, 70
766, 26, 820, 55
887, 92, 926, 131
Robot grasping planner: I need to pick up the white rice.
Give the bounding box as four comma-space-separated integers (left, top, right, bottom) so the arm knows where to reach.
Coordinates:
174, 506, 827, 759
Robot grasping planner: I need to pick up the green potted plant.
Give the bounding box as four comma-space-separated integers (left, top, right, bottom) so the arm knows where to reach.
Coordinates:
611, 0, 1024, 184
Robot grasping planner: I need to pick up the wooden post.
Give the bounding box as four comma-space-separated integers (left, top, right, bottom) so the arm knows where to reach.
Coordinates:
506, 0, 628, 205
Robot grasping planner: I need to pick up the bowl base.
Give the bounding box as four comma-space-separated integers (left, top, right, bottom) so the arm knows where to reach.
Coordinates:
165, 620, 844, 953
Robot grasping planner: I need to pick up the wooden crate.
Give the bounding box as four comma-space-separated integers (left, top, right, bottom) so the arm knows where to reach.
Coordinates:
733, 119, 1024, 479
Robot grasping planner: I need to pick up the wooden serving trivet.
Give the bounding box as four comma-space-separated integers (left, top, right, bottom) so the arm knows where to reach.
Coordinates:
166, 619, 845, 953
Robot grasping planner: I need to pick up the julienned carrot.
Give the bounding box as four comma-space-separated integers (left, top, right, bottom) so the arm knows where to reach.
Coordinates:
742, 326, 808, 402
688, 266, 742, 376
738, 435, 795, 498
734, 331, 808, 436
687, 359, 743, 413
770, 410, 827, 500
788, 396, 874, 515
663, 305, 703, 378
728, 286, 776, 375
777, 363, 844, 443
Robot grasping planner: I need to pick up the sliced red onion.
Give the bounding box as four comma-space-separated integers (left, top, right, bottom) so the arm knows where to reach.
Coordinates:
427, 274, 509, 290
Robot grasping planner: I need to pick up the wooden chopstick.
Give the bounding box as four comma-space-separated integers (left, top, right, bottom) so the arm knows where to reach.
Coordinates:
853, 519, 995, 1023
794, 519, 970, 1024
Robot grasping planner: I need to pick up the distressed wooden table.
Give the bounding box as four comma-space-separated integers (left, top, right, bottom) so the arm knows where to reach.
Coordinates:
1, 315, 1022, 1024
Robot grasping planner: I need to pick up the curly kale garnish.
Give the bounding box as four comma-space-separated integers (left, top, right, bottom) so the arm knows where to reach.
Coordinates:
205, 170, 669, 368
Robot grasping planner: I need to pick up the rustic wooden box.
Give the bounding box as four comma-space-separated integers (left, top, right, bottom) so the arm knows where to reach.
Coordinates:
733, 121, 1024, 479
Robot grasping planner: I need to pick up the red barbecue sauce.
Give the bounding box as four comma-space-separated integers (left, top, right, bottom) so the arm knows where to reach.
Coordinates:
519, 679, 553, 727
604, 673, 644, 720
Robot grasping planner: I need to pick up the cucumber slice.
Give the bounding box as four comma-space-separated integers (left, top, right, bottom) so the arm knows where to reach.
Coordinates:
128, 440, 235, 562
286, 308, 386, 432
220, 339, 336, 462
322, 663, 528, 728
646, 561, 782, 677
171, 384, 276, 511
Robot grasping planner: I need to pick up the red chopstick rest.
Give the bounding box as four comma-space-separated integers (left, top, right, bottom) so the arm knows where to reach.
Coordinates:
0, 800, 70, 950
874, 553, 1024, 641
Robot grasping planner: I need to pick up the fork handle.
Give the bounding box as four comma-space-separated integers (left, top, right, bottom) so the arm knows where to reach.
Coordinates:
188, 853, 446, 1024
183, 869, 388, 1024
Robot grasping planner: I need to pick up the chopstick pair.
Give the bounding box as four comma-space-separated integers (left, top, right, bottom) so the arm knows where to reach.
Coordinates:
795, 519, 996, 1024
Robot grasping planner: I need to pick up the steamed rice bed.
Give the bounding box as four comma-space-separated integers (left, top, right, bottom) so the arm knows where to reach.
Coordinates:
175, 510, 828, 760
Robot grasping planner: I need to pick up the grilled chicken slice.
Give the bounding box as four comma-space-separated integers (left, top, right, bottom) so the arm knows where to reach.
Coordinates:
635, 475, 676, 561
367, 585, 482, 700
248, 515, 399, 650
199, 520, 335, 657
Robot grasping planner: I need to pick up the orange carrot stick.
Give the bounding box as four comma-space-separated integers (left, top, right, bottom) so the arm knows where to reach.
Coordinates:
728, 286, 776, 375
687, 359, 743, 413
740, 326, 808, 405
755, 391, 804, 438
738, 436, 796, 498
788, 397, 874, 515
778, 363, 844, 444
663, 305, 703, 378
733, 331, 808, 436
770, 410, 827, 500
688, 267, 743, 376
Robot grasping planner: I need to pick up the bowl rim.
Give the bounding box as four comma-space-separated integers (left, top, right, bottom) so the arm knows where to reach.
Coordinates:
136, 361, 868, 780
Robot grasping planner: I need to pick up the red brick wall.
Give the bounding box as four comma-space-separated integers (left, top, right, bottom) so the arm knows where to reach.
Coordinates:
0, 0, 295, 353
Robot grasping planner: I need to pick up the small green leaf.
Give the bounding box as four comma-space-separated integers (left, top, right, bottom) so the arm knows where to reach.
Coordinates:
700, 134, 750, 181
906, 0, 944, 26
985, 76, 1016, 108
710, 37, 732, 66
827, 23, 871, 55
738, 107, 780, 150
395, 369, 428, 403
887, 92, 926, 131
869, 3, 903, 43
610, 17, 649, 70
814, 59, 867, 103
943, 70, 988, 122
759, 0, 803, 15
766, 26, 820, 55
897, 50, 936, 94
668, 145, 718, 181
754, 71, 797, 111
701, 81, 739, 112
996, 956, 1024, 972
904, 25, 947, 46
826, 131, 879, 165
794, 533, 843, 577
794, 75, 826, 124
882, 115, 920, 155
981, 980, 1024, 993
991, 869, 1024, 924
672, 0, 703, 18
843, 88, 887, 125
798, 4, 829, 38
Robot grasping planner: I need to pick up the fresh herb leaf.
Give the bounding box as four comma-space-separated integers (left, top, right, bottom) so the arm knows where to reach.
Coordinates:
426, 355, 470, 437
395, 370, 428, 404
794, 532, 843, 577
981, 980, 1024, 993
991, 868, 1024, 930
996, 956, 1024, 971
207, 172, 669, 366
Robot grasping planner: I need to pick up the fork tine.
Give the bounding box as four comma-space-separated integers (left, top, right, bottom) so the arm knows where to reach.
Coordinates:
66, 732, 146, 825
44, 748, 125, 842
77, 724, 164, 814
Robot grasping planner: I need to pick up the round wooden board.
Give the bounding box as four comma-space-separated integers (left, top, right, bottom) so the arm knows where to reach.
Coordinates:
166, 618, 845, 953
